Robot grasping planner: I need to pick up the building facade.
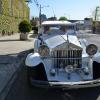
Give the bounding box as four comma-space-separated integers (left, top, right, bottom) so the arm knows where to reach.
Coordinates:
0, 0, 30, 34
84, 18, 93, 30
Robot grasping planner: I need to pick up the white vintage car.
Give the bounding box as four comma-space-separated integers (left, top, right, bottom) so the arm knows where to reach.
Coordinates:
25, 21, 100, 89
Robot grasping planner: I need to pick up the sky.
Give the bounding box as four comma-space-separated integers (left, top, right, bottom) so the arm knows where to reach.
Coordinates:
28, 0, 100, 20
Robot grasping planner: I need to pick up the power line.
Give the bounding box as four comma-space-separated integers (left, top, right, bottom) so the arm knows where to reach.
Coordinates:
33, 0, 39, 8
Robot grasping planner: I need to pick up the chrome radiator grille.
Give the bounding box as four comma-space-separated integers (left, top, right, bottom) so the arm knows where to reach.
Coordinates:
51, 50, 82, 68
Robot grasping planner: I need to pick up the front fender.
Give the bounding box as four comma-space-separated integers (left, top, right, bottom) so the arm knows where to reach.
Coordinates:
93, 52, 100, 63
25, 52, 42, 67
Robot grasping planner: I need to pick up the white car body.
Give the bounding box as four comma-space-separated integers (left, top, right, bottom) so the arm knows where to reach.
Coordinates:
25, 21, 100, 89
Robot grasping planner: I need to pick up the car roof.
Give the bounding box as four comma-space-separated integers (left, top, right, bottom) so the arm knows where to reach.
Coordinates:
42, 21, 75, 26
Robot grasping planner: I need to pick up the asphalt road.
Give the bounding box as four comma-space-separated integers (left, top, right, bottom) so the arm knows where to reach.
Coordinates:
77, 31, 100, 51
5, 32, 100, 100
5, 66, 100, 100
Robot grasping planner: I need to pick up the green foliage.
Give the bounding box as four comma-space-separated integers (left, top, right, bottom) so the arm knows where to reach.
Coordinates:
0, 15, 21, 33
33, 26, 38, 34
19, 20, 32, 33
31, 20, 37, 27
48, 17, 57, 20
59, 16, 68, 21
31, 16, 38, 27
0, 0, 30, 35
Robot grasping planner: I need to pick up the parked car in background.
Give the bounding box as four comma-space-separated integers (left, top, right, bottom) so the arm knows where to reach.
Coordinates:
25, 20, 100, 89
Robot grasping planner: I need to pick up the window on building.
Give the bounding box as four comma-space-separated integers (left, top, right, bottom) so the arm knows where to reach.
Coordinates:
18, 0, 23, 9
9, 0, 13, 16
18, 0, 24, 18
0, 0, 2, 14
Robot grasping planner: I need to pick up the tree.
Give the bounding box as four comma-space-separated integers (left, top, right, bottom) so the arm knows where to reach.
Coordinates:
19, 20, 32, 40
31, 17, 39, 27
30, 17, 39, 34
19, 20, 32, 33
59, 16, 67, 21
48, 17, 57, 20
33, 26, 38, 34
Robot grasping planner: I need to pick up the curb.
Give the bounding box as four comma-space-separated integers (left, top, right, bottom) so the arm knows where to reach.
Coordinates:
0, 49, 33, 100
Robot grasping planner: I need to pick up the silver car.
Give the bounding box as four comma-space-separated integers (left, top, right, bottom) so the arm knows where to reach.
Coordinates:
25, 21, 100, 89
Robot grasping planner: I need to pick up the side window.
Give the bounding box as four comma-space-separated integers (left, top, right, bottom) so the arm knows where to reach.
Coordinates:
67, 25, 74, 30
44, 26, 49, 34
60, 26, 67, 32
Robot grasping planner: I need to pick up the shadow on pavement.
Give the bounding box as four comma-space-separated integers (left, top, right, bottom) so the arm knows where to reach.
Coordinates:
0, 49, 34, 64
0, 55, 18, 64
0, 39, 20, 42
17, 49, 34, 58
0, 49, 34, 100
29, 34, 37, 38
0, 39, 33, 42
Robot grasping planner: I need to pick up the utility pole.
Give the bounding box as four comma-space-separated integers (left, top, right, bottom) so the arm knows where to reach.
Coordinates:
94, 6, 99, 21
39, 5, 49, 27
52, 7, 56, 18
39, 5, 42, 27
93, 6, 99, 34
33, 0, 49, 32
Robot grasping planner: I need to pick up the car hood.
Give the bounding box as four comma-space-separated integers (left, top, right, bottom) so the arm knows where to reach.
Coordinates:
43, 34, 82, 50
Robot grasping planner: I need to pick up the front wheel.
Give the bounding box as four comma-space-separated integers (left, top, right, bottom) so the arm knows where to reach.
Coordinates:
27, 67, 33, 87
27, 63, 48, 87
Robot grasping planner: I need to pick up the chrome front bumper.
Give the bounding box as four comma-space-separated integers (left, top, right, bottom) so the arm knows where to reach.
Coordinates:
31, 79, 100, 89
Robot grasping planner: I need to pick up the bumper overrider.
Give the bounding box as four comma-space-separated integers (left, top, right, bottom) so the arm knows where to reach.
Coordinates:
30, 78, 100, 89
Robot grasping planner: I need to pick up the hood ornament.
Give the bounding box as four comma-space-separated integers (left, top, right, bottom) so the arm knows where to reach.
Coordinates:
67, 33, 69, 49
60, 33, 70, 49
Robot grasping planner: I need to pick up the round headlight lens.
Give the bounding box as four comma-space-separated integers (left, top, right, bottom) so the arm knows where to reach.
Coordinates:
38, 45, 50, 57
86, 44, 98, 56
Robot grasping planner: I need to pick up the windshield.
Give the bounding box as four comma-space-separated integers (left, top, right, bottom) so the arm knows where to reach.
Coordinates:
43, 25, 75, 34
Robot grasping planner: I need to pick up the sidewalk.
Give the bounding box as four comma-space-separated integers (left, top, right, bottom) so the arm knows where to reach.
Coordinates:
0, 33, 35, 55
0, 33, 35, 100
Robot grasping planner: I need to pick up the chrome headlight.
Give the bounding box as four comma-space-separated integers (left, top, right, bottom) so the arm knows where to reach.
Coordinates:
38, 45, 50, 57
86, 44, 98, 56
